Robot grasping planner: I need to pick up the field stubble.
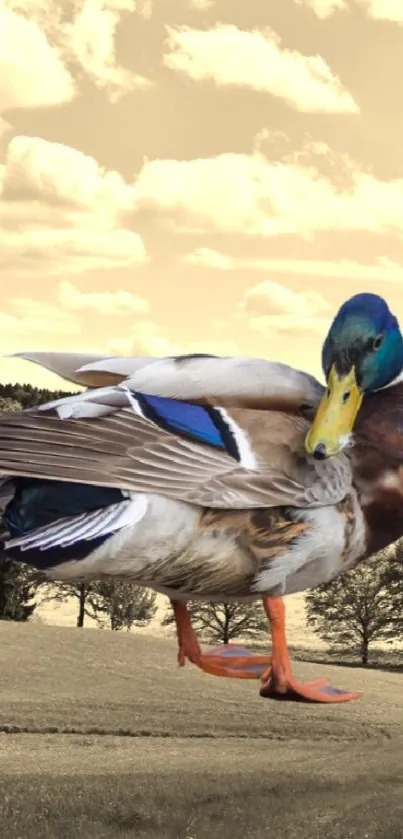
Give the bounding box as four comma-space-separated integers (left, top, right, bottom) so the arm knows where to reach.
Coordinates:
0, 622, 402, 839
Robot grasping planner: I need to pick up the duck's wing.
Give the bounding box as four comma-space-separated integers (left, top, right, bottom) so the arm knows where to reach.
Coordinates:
10, 351, 163, 389
10, 352, 324, 414
0, 383, 351, 510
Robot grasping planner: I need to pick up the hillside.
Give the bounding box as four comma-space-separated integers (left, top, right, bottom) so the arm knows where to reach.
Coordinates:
1, 621, 403, 839
0, 620, 402, 738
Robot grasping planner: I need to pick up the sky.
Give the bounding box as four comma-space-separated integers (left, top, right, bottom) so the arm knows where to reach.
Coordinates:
1, 0, 403, 390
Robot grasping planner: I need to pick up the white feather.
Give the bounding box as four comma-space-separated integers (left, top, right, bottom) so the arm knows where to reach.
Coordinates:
216, 407, 258, 471
374, 368, 403, 392
5, 496, 148, 552
121, 387, 146, 418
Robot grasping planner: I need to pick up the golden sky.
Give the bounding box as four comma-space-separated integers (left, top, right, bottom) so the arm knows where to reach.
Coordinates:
1, 0, 403, 390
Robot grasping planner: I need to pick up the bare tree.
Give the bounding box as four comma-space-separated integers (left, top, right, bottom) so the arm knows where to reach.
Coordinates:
162, 600, 267, 645
42, 582, 96, 628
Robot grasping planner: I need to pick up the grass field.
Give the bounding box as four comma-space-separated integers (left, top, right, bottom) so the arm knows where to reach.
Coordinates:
0, 622, 403, 839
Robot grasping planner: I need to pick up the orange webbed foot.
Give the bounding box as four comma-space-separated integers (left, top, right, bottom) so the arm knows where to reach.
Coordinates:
258, 595, 362, 703
259, 662, 362, 703
193, 645, 362, 702
195, 644, 272, 679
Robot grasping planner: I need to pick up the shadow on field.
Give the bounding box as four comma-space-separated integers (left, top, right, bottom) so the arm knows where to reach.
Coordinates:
1, 733, 403, 839
1, 757, 403, 839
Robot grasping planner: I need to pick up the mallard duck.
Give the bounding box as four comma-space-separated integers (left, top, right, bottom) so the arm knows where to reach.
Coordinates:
0, 292, 402, 705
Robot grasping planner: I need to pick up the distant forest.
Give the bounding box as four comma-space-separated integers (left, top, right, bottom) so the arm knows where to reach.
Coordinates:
0, 383, 77, 410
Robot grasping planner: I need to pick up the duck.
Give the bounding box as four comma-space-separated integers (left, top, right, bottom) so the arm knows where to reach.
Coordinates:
0, 291, 402, 705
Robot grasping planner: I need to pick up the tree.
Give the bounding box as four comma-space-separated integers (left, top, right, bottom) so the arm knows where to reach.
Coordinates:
377, 539, 403, 624
46, 580, 158, 631
89, 582, 158, 631
0, 384, 75, 410
162, 600, 268, 646
305, 550, 403, 666
76, 582, 92, 628
41, 582, 96, 628
0, 397, 23, 414
0, 555, 44, 621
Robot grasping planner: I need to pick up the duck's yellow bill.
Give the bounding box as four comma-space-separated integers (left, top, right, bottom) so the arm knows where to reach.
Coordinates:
305, 365, 362, 459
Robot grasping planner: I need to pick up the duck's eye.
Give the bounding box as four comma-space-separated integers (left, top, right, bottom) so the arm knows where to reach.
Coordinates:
372, 334, 384, 352
342, 391, 351, 404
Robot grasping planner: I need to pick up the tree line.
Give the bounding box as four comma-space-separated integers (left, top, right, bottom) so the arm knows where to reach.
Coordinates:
1, 384, 403, 664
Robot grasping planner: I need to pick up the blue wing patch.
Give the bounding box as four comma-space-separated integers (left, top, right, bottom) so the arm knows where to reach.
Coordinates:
129, 391, 256, 469
137, 393, 226, 448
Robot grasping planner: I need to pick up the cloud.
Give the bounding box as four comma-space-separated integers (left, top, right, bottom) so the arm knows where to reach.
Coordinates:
3, 135, 134, 211
108, 321, 240, 357
135, 0, 153, 19
0, 312, 25, 336
247, 314, 330, 338
0, 228, 147, 278
235, 278, 331, 340
183, 248, 234, 270
108, 321, 182, 356
357, 0, 403, 23
0, 119, 12, 140
107, 286, 324, 358
295, 0, 348, 17
242, 280, 329, 317
132, 140, 403, 238
0, 134, 147, 279
297, 0, 403, 22
2, 279, 150, 346
188, 0, 216, 8
0, 5, 75, 112
7, 297, 81, 336
3, 0, 152, 109
163, 24, 358, 114
60, 0, 152, 102
182, 250, 403, 283
58, 281, 150, 315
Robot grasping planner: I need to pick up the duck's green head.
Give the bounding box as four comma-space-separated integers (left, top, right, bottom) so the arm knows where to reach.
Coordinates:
305, 293, 403, 460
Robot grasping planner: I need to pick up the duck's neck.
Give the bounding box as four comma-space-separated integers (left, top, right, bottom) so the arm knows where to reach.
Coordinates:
354, 461, 403, 555
353, 382, 403, 554
372, 367, 403, 392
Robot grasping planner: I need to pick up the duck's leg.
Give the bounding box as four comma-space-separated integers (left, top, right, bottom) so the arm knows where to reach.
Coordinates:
171, 599, 270, 678
171, 597, 362, 703
171, 600, 202, 666
258, 595, 362, 703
